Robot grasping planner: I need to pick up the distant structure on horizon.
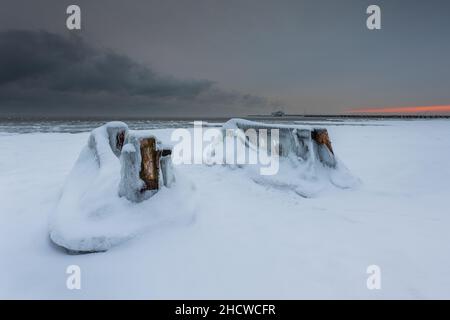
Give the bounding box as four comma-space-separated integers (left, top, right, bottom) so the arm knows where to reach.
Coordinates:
271, 110, 285, 117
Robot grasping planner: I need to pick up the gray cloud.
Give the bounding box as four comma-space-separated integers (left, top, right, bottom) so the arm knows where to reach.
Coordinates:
0, 30, 274, 118
3, 1, 449, 117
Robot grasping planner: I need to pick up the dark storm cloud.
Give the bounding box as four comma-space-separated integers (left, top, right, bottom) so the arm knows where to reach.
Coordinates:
0, 30, 273, 118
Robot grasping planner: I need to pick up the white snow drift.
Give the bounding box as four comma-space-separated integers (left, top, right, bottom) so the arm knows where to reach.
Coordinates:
2, 119, 450, 299
214, 119, 360, 197
49, 122, 195, 253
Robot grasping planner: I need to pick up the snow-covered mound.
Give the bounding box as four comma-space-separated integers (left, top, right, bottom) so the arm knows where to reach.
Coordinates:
49, 122, 195, 253
49, 119, 357, 253
213, 119, 360, 197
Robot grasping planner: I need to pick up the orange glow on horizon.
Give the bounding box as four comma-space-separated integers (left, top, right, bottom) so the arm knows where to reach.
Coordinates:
347, 105, 450, 114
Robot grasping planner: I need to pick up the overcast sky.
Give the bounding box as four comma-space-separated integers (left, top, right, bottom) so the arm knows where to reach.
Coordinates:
1, 0, 450, 118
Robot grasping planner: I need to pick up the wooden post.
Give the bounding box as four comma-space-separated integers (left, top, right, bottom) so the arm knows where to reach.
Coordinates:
116, 130, 125, 153
312, 129, 334, 154
139, 137, 160, 191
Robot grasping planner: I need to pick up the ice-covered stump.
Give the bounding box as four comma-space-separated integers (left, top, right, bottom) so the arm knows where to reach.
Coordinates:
50, 122, 191, 254
217, 119, 359, 197
119, 133, 175, 202
223, 119, 336, 167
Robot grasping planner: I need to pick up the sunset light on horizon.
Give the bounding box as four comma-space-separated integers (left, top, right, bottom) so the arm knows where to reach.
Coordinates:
347, 105, 450, 114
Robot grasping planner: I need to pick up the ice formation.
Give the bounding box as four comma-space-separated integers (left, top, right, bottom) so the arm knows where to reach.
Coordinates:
49, 122, 194, 253
119, 131, 175, 202
208, 119, 360, 197
49, 119, 358, 253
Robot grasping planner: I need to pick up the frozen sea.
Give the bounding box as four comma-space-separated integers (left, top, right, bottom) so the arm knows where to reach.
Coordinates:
1, 118, 450, 299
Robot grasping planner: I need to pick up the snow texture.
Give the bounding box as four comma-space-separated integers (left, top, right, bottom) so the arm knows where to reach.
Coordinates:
1, 119, 450, 299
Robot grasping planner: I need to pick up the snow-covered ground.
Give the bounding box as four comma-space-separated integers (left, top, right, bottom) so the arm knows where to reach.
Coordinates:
1, 119, 450, 299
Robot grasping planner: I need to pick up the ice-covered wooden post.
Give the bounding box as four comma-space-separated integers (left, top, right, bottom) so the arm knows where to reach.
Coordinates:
87, 121, 129, 166
119, 133, 175, 202
226, 119, 337, 168
311, 129, 335, 168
